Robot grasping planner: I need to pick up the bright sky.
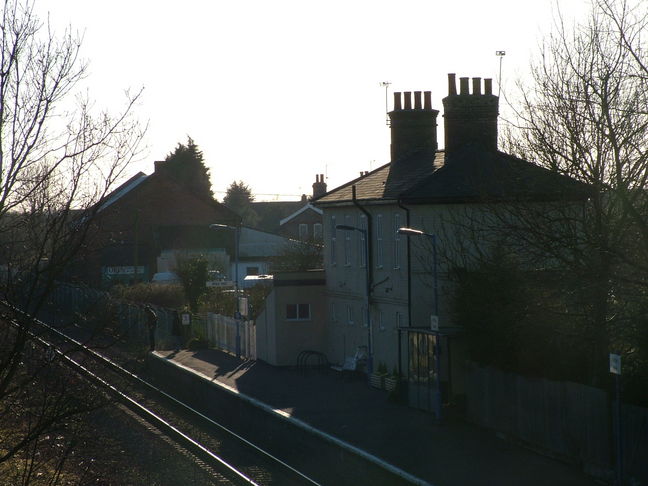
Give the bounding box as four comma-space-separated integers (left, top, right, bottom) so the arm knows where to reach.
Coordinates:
39, 0, 589, 201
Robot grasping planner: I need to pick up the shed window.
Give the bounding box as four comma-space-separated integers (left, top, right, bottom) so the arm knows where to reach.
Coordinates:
314, 223, 323, 240
299, 223, 309, 240
286, 304, 311, 320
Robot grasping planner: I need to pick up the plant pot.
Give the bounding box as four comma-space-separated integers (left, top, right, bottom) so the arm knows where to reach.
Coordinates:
370, 372, 386, 389
385, 376, 398, 392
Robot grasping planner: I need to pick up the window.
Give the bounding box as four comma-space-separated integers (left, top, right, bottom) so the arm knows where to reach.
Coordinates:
378, 309, 385, 331
246, 266, 259, 276
361, 305, 368, 327
393, 213, 401, 269
286, 304, 311, 320
330, 302, 338, 322
376, 214, 384, 268
313, 223, 323, 240
330, 216, 337, 265
344, 215, 352, 266
359, 214, 367, 267
299, 223, 308, 240
347, 304, 354, 325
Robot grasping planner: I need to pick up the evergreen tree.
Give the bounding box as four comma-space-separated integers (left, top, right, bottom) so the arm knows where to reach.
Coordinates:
224, 181, 259, 226
160, 137, 214, 199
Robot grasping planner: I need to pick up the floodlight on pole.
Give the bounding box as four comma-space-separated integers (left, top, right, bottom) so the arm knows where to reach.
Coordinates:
495, 50, 506, 97
380, 81, 392, 126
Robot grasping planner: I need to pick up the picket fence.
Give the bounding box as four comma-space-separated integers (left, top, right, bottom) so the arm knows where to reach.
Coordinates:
42, 282, 256, 360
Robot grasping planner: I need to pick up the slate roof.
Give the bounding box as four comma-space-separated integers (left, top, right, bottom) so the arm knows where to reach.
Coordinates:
251, 200, 307, 233
97, 172, 148, 212
315, 146, 591, 206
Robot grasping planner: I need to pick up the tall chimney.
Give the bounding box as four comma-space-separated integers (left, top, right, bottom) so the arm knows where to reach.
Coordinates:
388, 90, 439, 161
312, 174, 327, 199
442, 73, 499, 153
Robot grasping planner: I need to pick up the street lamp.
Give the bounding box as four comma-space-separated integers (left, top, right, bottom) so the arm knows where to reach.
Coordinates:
335, 224, 373, 374
397, 227, 438, 316
210, 223, 241, 358
397, 226, 441, 421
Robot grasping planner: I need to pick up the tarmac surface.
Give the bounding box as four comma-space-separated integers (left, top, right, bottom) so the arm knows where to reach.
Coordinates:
153, 348, 601, 486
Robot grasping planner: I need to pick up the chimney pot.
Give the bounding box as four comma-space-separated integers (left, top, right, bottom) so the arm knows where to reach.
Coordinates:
472, 77, 481, 95
393, 92, 402, 111
448, 73, 457, 95
414, 91, 422, 109
459, 77, 469, 95
404, 92, 412, 110
312, 174, 327, 198
443, 73, 500, 153
484, 78, 493, 95
388, 87, 439, 160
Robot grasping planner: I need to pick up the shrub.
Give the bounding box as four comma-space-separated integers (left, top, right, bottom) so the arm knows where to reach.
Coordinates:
110, 283, 185, 308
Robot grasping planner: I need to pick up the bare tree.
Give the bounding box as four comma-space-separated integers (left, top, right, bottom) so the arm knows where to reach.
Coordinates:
503, 0, 648, 386
0, 0, 145, 481
437, 0, 648, 389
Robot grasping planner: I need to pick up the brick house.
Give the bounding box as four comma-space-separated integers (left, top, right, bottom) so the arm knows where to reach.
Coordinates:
252, 174, 326, 241
73, 162, 240, 287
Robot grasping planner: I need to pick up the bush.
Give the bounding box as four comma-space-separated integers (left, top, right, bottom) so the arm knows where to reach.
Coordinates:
110, 283, 185, 308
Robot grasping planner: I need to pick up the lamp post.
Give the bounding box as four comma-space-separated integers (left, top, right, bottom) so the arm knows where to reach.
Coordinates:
335, 224, 373, 374
210, 223, 241, 358
397, 226, 441, 421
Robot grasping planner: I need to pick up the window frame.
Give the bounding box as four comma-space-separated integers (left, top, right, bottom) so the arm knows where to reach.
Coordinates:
393, 213, 401, 269
346, 304, 354, 325
286, 303, 311, 321
376, 213, 384, 268
330, 215, 337, 266
298, 223, 309, 240
359, 214, 367, 268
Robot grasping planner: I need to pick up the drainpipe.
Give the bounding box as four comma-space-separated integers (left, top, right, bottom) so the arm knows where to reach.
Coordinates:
397, 198, 411, 382
351, 185, 373, 373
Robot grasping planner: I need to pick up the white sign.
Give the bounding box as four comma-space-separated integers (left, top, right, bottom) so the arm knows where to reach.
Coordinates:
430, 315, 439, 331
181, 313, 191, 326
609, 353, 621, 375
239, 297, 249, 318
104, 266, 145, 275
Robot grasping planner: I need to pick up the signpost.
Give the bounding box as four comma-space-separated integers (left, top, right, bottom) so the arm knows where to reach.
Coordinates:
609, 353, 622, 486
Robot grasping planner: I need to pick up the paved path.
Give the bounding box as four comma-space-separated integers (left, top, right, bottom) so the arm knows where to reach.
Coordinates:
154, 349, 601, 486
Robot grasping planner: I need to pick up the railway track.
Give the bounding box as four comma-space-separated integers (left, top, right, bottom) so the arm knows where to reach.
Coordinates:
2, 303, 322, 486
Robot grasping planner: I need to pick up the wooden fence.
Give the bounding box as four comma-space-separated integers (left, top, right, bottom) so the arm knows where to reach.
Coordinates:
465, 363, 648, 483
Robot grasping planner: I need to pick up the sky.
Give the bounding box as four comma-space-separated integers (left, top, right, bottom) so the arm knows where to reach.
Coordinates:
38, 0, 590, 201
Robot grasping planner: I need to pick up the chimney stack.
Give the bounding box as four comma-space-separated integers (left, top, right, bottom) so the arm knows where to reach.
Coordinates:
442, 73, 499, 153
312, 174, 327, 199
388, 90, 439, 161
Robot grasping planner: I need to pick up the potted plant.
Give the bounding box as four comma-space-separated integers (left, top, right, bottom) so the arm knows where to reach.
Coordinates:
370, 362, 388, 389
385, 367, 399, 392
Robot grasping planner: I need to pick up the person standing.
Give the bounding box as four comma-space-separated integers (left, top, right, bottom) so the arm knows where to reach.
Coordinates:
171, 310, 182, 352
144, 305, 157, 351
